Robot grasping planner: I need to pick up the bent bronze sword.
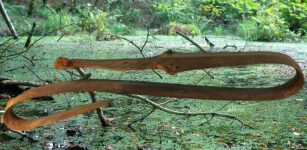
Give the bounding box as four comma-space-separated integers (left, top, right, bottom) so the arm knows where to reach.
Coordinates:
3, 51, 304, 131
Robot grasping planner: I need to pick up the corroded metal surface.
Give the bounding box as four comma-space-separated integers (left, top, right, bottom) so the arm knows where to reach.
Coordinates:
3, 51, 304, 131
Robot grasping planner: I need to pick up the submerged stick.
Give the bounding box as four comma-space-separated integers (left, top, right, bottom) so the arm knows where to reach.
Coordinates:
76, 68, 109, 127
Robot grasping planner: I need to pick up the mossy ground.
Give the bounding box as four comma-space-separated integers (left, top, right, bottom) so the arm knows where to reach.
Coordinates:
0, 35, 306, 149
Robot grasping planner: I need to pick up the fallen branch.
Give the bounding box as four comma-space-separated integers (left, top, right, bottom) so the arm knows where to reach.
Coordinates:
108, 32, 163, 79
4, 66, 25, 72
128, 94, 253, 128
214, 101, 233, 112
12, 130, 37, 142
1, 79, 47, 87
21, 54, 35, 66
223, 44, 237, 50
0, 121, 37, 142
176, 31, 206, 53
24, 65, 46, 82
240, 39, 249, 52
176, 31, 214, 79
76, 68, 109, 127
127, 66, 222, 130
205, 36, 215, 49
0, 24, 77, 64
128, 108, 156, 132
140, 28, 150, 52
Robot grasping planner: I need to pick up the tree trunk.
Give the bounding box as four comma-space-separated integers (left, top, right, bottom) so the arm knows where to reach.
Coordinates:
0, 0, 18, 39
62, 0, 68, 9
28, 0, 35, 16
42, 0, 47, 7
25, 22, 36, 48
94, 0, 99, 7
72, 0, 78, 8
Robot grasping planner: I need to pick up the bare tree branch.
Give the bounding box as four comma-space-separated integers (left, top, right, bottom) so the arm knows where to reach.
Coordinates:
205, 36, 215, 49
108, 32, 163, 79
1, 79, 47, 87
3, 23, 76, 61
176, 31, 214, 79
24, 65, 46, 82
176, 31, 206, 53
76, 68, 110, 127
128, 108, 156, 132
223, 44, 237, 50
127, 94, 253, 128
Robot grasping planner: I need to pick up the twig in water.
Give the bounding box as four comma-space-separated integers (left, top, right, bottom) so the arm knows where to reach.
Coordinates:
57, 34, 65, 42
4, 66, 25, 72
205, 36, 215, 49
240, 39, 249, 52
140, 28, 150, 51
108, 32, 163, 79
1, 79, 47, 87
0, 37, 14, 47
128, 108, 156, 132
200, 115, 214, 126
11, 130, 37, 142
108, 34, 145, 57
24, 64, 45, 82
176, 31, 214, 79
127, 94, 253, 129
0, 123, 37, 142
176, 31, 206, 53
214, 101, 233, 112
5, 24, 77, 60
76, 68, 110, 127
223, 44, 237, 50
21, 54, 35, 66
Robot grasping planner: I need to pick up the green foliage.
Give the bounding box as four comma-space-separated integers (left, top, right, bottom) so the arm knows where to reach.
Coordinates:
157, 22, 201, 36
279, 0, 306, 36
238, 7, 289, 41
1, 1, 306, 40
2, 4, 31, 34
5, 4, 27, 16
74, 6, 108, 33
34, 6, 57, 18
109, 23, 134, 35
95, 11, 108, 32
212, 25, 226, 36
34, 7, 59, 35
153, 0, 200, 25
102, 0, 142, 26
187, 24, 202, 36
1, 3, 109, 36
200, 0, 259, 25
238, 20, 258, 40
250, 6, 289, 41
200, 0, 306, 41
